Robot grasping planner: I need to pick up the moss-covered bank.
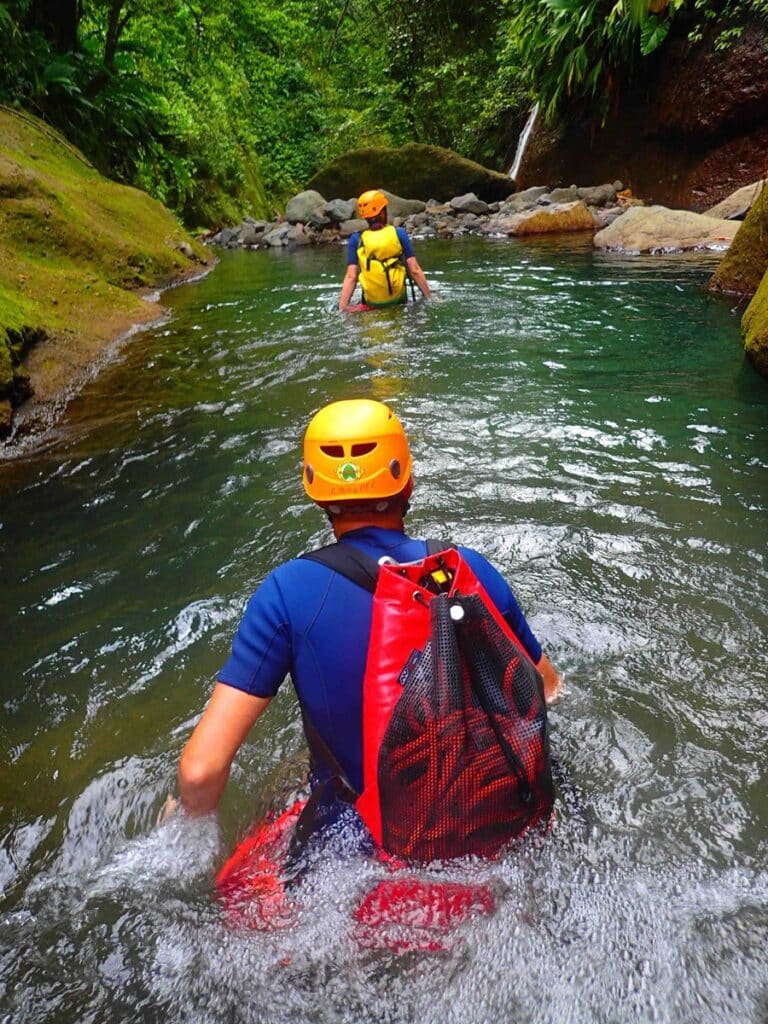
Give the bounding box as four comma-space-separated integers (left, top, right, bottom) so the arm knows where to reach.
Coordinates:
707, 181, 768, 379
743, 271, 768, 376
708, 181, 768, 296
0, 106, 212, 439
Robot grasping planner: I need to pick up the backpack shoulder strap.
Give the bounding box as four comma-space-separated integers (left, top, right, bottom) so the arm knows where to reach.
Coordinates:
426, 538, 454, 556
299, 543, 380, 593
300, 538, 455, 592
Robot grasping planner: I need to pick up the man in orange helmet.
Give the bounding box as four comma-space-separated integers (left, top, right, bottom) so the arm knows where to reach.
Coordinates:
176, 399, 560, 819
339, 190, 432, 311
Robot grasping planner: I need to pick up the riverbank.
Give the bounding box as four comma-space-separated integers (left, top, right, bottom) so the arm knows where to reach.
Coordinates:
205, 182, 748, 252
0, 106, 213, 445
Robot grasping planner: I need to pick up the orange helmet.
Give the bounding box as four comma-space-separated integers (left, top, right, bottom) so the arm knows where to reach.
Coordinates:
303, 399, 412, 505
357, 189, 388, 220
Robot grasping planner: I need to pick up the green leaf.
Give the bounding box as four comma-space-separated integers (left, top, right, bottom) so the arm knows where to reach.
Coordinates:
640, 14, 670, 55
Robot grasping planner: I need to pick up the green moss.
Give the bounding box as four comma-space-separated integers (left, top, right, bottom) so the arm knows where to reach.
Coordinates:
0, 107, 212, 426
708, 183, 768, 296
0, 334, 12, 397
306, 143, 517, 204
0, 325, 36, 406
186, 150, 271, 227
742, 268, 768, 379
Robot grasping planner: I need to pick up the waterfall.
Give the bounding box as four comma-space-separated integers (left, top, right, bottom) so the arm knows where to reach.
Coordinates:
509, 102, 540, 182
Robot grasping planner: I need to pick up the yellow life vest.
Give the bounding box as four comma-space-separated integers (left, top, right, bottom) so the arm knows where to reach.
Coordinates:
357, 225, 408, 306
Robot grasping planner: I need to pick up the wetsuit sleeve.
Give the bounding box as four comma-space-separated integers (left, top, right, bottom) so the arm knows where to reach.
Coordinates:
217, 571, 292, 697
396, 226, 415, 260
459, 547, 543, 664
346, 232, 361, 265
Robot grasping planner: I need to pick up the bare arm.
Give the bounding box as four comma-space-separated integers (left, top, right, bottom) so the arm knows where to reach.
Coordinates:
405, 256, 431, 300
339, 264, 359, 311
178, 683, 271, 816
536, 653, 562, 705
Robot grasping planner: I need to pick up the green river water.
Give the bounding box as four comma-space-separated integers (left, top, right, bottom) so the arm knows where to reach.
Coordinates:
1, 236, 766, 1023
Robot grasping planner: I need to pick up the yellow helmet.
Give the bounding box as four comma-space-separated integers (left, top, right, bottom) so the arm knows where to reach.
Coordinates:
357, 189, 388, 220
303, 399, 412, 505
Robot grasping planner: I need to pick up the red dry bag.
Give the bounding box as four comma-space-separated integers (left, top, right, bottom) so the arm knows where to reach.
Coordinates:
301, 542, 554, 861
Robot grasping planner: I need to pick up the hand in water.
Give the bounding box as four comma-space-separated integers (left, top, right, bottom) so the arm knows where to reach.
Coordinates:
156, 794, 179, 826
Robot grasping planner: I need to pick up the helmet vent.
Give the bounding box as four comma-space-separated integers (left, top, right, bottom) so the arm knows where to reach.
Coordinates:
351, 442, 377, 456
389, 458, 401, 479
320, 445, 345, 457
305, 464, 314, 483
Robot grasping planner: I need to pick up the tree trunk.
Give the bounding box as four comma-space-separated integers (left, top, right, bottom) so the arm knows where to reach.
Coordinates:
104, 0, 131, 71
25, 0, 79, 53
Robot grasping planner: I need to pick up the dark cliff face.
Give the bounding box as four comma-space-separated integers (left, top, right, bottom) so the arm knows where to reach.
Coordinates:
516, 22, 768, 210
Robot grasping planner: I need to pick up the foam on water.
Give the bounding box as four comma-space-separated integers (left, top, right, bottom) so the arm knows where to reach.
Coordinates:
4, 811, 766, 1024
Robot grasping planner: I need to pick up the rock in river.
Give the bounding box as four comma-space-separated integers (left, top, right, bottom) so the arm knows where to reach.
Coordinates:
594, 205, 740, 253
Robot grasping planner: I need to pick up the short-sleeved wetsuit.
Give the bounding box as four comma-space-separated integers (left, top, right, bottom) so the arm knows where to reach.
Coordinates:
218, 526, 542, 793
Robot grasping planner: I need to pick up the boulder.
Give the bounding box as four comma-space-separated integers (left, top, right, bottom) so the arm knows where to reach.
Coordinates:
263, 223, 292, 246
339, 218, 367, 237
742, 268, 768, 378
500, 186, 549, 213
490, 200, 597, 236
285, 189, 326, 224
306, 143, 516, 204
382, 191, 426, 218
593, 207, 626, 231
594, 205, 739, 252
450, 192, 490, 215
239, 223, 267, 245
409, 212, 429, 227
546, 186, 580, 204
704, 180, 765, 220
306, 207, 332, 229
577, 183, 622, 207
426, 199, 451, 211
708, 181, 768, 294
324, 198, 357, 223
217, 227, 239, 247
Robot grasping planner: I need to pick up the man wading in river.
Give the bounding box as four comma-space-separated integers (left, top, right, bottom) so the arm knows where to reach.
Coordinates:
173, 399, 561, 861
338, 190, 432, 311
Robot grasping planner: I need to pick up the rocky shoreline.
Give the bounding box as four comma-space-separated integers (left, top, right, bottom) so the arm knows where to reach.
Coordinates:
206, 181, 752, 255
204, 177, 768, 378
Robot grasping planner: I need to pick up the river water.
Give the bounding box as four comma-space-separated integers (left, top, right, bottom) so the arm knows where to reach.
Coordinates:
1, 237, 766, 1023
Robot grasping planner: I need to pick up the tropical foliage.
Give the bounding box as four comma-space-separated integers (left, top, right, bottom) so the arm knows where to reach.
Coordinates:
0, 0, 765, 223
509, 0, 768, 122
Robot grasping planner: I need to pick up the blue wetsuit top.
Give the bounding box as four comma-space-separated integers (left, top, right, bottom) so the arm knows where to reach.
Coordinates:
346, 226, 415, 266
218, 526, 542, 793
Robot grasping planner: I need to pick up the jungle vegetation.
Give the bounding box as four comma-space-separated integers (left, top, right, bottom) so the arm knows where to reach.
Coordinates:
1, 0, 765, 226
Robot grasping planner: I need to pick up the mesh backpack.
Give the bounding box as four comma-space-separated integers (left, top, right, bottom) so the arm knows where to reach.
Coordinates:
299, 541, 555, 862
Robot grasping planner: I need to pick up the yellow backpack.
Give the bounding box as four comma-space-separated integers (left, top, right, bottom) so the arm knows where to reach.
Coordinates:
357, 225, 408, 306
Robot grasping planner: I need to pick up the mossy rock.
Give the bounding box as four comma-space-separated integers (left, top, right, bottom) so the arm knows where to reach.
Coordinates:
708, 182, 768, 296
743, 268, 768, 379
0, 326, 35, 433
0, 105, 212, 433
0, 331, 13, 400
306, 143, 516, 204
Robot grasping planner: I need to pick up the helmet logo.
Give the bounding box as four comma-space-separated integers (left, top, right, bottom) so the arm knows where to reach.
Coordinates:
338, 462, 363, 482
